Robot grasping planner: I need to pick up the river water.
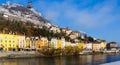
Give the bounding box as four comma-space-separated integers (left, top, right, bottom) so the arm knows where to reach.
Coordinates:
0, 54, 120, 65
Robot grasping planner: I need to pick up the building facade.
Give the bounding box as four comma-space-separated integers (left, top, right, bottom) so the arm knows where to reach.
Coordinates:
86, 43, 92, 50
40, 37, 48, 48
25, 37, 32, 50
107, 42, 117, 50
100, 40, 106, 50
50, 38, 57, 48
77, 42, 84, 50
56, 39, 62, 48
92, 42, 101, 51
0, 34, 18, 51
18, 35, 25, 51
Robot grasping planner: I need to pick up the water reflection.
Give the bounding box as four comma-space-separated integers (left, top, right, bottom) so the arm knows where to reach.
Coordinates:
0, 54, 120, 65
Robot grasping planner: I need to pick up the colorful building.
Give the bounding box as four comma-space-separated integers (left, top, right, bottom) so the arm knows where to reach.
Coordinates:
50, 38, 62, 49
77, 42, 84, 50
100, 40, 106, 50
36, 38, 45, 50
31, 37, 38, 50
56, 39, 62, 48
50, 38, 66, 49
36, 40, 41, 50
25, 37, 32, 50
40, 37, 48, 48
92, 42, 101, 51
107, 42, 117, 50
0, 34, 18, 51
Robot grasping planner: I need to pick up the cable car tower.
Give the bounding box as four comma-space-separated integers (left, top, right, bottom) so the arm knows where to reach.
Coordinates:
27, 0, 32, 9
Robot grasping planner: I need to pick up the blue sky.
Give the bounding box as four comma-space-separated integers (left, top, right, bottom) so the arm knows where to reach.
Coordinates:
0, 0, 120, 44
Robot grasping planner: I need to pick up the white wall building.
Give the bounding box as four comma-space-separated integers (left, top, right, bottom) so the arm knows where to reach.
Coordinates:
61, 38, 65, 48
50, 38, 57, 48
18, 35, 25, 50
86, 43, 92, 50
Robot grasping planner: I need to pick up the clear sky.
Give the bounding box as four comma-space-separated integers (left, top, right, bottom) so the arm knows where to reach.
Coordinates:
0, 0, 120, 44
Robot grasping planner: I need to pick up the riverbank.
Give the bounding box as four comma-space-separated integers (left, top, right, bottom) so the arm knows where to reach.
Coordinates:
0, 51, 43, 58
0, 50, 119, 59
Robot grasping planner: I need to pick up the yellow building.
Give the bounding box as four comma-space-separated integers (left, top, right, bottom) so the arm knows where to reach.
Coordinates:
41, 37, 48, 47
0, 34, 18, 51
35, 37, 49, 50
56, 39, 62, 49
36, 40, 43, 49
77, 42, 84, 50
100, 40, 106, 50
37, 37, 48, 48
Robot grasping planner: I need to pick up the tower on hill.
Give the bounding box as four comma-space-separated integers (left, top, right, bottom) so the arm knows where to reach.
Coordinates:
27, 2, 32, 9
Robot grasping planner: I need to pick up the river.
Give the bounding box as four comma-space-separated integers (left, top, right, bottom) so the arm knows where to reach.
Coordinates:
0, 54, 120, 65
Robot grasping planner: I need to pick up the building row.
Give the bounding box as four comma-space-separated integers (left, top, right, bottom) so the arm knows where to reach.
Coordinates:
0, 33, 117, 51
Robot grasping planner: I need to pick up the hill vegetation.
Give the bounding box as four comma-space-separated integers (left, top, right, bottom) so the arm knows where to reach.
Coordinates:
0, 14, 95, 43
0, 15, 66, 37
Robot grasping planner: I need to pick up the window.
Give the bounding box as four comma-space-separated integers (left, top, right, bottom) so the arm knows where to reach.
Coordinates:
5, 40, 7, 43
9, 44, 11, 47
5, 44, 7, 46
5, 37, 7, 39
9, 41, 11, 43
0, 40, 2, 42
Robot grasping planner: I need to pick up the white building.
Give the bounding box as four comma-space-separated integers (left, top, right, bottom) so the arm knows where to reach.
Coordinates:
85, 43, 92, 50
65, 41, 71, 47
50, 38, 57, 48
25, 37, 32, 50
61, 38, 65, 48
18, 35, 25, 51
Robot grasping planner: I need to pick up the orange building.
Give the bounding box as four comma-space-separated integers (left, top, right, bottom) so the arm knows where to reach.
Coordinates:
35, 37, 48, 49
36, 40, 45, 49
92, 42, 101, 51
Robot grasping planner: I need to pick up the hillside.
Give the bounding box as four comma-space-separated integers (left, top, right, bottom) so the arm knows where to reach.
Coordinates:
0, 3, 100, 42
0, 3, 52, 27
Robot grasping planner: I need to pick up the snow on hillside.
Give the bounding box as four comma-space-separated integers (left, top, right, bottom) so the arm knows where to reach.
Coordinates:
0, 2, 52, 27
